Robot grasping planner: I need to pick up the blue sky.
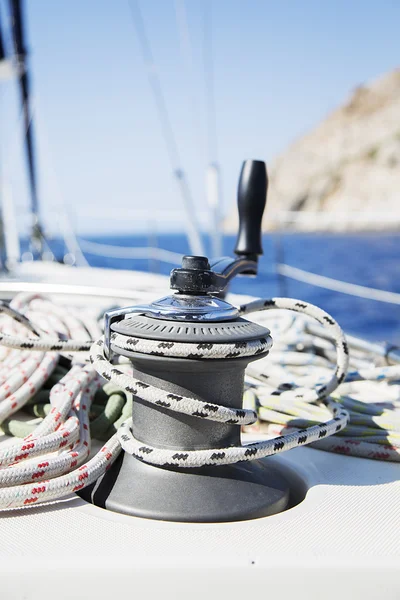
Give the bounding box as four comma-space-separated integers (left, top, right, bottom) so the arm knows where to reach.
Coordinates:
1, 0, 400, 235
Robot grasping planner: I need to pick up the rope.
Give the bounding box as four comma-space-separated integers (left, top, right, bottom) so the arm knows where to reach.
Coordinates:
278, 263, 400, 305
90, 297, 350, 468
244, 309, 400, 462
0, 290, 398, 510
0, 295, 121, 508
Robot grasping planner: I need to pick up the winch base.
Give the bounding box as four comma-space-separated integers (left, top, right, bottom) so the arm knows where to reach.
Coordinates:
84, 452, 290, 522
83, 316, 289, 522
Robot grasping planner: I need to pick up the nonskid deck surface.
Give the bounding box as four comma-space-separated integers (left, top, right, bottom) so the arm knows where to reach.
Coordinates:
0, 263, 399, 599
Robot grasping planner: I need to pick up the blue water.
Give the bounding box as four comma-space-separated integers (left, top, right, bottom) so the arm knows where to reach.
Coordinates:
24, 233, 400, 344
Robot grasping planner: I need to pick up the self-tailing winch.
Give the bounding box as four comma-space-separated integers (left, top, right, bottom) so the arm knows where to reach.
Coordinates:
82, 160, 295, 521
82, 160, 351, 522
0, 161, 351, 512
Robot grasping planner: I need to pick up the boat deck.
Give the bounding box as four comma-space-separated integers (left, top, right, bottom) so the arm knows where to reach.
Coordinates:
0, 262, 399, 599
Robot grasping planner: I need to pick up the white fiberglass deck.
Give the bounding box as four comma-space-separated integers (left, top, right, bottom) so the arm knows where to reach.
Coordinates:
0, 263, 399, 600
1, 446, 399, 600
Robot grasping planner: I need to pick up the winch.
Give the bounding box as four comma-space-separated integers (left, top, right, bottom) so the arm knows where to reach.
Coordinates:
84, 160, 291, 521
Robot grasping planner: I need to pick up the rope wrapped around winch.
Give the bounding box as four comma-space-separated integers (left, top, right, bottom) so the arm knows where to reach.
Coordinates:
0, 292, 398, 510
90, 297, 350, 468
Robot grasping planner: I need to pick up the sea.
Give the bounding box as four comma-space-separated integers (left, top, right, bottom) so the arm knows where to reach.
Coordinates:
24, 232, 400, 344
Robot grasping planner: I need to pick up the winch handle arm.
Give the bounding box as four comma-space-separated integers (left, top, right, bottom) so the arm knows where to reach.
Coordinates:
234, 159, 268, 260
170, 160, 269, 294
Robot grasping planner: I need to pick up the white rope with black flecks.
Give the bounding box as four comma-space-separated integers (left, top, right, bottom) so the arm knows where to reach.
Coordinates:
90, 297, 350, 468
0, 300, 92, 353
0, 290, 399, 509
110, 331, 272, 360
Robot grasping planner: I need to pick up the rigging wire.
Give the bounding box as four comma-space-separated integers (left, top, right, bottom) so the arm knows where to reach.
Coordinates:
128, 0, 180, 171
77, 238, 182, 264
127, 0, 204, 257
203, 0, 218, 164
0, 91, 57, 265
0, 92, 57, 264
33, 104, 89, 267
173, 0, 203, 157
278, 263, 400, 305
202, 0, 222, 256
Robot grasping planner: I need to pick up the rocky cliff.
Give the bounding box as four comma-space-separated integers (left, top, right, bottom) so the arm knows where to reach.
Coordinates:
225, 69, 400, 232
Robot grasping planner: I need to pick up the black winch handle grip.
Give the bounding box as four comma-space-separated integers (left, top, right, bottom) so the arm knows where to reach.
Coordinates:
234, 159, 268, 258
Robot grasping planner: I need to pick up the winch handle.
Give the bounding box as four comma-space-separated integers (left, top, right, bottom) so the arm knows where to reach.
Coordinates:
234, 159, 268, 258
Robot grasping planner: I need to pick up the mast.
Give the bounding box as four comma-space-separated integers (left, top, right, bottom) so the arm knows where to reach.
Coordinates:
8, 0, 44, 256
0, 8, 5, 62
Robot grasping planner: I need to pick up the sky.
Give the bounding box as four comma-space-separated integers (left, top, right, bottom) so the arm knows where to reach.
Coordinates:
1, 0, 400, 236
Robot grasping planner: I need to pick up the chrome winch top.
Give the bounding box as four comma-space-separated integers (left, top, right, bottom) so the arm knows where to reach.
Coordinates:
104, 159, 268, 358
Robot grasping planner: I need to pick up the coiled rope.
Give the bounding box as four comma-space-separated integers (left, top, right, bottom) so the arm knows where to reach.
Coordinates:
0, 291, 398, 510
0, 295, 123, 509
